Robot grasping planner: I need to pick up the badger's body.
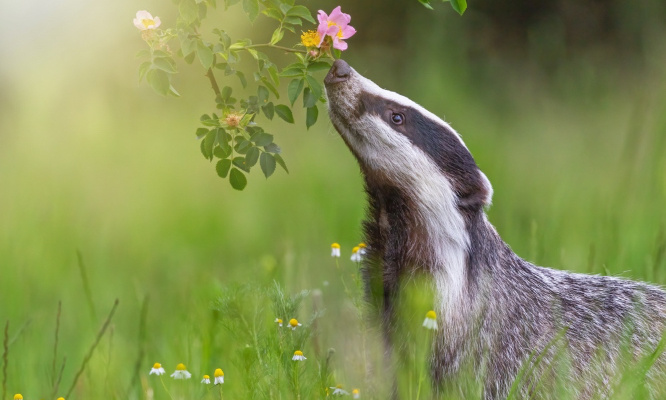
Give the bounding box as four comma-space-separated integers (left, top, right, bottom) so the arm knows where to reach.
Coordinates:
324, 60, 666, 399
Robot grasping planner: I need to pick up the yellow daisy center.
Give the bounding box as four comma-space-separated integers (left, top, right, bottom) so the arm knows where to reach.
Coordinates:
141, 18, 155, 28
153, 362, 161, 369
214, 368, 224, 377
331, 243, 340, 249
358, 243, 366, 248
176, 363, 186, 371
352, 389, 360, 394
14, 395, 23, 400
426, 310, 436, 319
336, 384, 343, 389
294, 350, 303, 356
203, 375, 210, 379
300, 30, 321, 48
57, 398, 65, 400
352, 246, 360, 253
276, 318, 283, 324
289, 318, 299, 327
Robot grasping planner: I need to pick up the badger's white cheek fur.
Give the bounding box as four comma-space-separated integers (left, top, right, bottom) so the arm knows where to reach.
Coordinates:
354, 115, 471, 316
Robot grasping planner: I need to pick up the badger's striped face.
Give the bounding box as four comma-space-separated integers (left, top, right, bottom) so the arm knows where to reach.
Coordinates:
325, 60, 492, 211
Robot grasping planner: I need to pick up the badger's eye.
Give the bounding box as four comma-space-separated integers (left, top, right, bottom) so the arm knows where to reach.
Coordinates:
391, 113, 404, 125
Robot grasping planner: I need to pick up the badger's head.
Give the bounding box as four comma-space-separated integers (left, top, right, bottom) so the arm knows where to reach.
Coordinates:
325, 60, 493, 214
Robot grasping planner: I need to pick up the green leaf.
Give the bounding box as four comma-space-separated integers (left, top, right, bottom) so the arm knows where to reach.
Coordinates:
179, 34, 197, 56
169, 85, 181, 97
270, 28, 284, 45
262, 102, 275, 120
138, 62, 151, 82
448, 0, 466, 15
262, 8, 283, 21
261, 78, 279, 98
274, 154, 289, 173
286, 5, 315, 23
288, 78, 305, 106
153, 57, 178, 73
268, 66, 280, 86
229, 168, 247, 190
214, 144, 232, 158
195, 127, 209, 139
216, 159, 232, 178
260, 153, 276, 178
242, 0, 259, 22
418, 0, 434, 9
307, 61, 331, 73
279, 68, 304, 78
257, 86, 269, 103
251, 132, 274, 147
232, 156, 250, 172
274, 105, 294, 123
306, 105, 318, 129
197, 40, 214, 70
245, 147, 260, 167
305, 75, 322, 99
235, 71, 247, 88
235, 139, 251, 154
179, 0, 199, 24
146, 69, 170, 96
203, 130, 217, 160
302, 87, 317, 108
221, 86, 232, 101
264, 143, 281, 154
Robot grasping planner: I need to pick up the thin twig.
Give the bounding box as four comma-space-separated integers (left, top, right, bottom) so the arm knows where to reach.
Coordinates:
2, 321, 8, 400
77, 250, 97, 322
7, 319, 31, 348
52, 301, 62, 385
65, 299, 120, 398
245, 44, 307, 54
50, 356, 67, 400
205, 68, 222, 98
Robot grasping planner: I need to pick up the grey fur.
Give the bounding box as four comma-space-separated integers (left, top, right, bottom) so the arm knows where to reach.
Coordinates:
324, 60, 666, 399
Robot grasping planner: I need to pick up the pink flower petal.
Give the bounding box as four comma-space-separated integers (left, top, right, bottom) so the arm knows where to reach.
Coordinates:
332, 38, 348, 51
317, 25, 328, 46
328, 6, 350, 25
340, 25, 356, 40
317, 10, 329, 25
325, 25, 339, 37
133, 18, 144, 30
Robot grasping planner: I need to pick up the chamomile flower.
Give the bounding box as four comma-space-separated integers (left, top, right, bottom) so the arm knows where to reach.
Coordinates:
170, 363, 192, 379
289, 318, 302, 330
330, 384, 350, 396
149, 362, 165, 375
57, 398, 65, 400
201, 375, 211, 384
292, 350, 307, 361
275, 318, 283, 327
423, 310, 438, 330
331, 243, 341, 257
358, 243, 367, 255
214, 368, 225, 384
352, 388, 361, 399
14, 395, 22, 400
350, 246, 361, 262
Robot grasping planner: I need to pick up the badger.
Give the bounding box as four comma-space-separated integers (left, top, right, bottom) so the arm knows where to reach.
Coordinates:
324, 59, 666, 399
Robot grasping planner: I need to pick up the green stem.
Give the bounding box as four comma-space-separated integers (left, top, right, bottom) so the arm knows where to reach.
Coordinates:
205, 68, 222, 98
245, 44, 307, 54
159, 376, 175, 400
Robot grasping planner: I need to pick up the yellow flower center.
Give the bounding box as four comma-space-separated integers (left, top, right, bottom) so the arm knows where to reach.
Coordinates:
176, 363, 186, 371
352, 389, 360, 394
336, 384, 343, 389
153, 362, 161, 369
426, 310, 436, 319
203, 375, 210, 379
294, 350, 303, 356
289, 318, 299, 327
57, 398, 65, 400
331, 243, 340, 249
300, 30, 321, 47
352, 246, 360, 253
214, 368, 224, 377
14, 395, 23, 400
358, 243, 366, 248
276, 318, 283, 324
141, 18, 155, 28
327, 22, 344, 38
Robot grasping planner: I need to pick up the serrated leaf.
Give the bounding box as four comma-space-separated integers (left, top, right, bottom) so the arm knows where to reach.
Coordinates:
262, 8, 283, 21
264, 143, 281, 154
257, 86, 269, 103
245, 147, 260, 167
216, 159, 232, 177
203, 130, 217, 160
229, 168, 247, 190
307, 61, 331, 72
270, 27, 284, 45
279, 68, 304, 78
305, 74, 322, 99
306, 105, 318, 129
274, 154, 289, 173
302, 87, 316, 108
179, 0, 199, 24
252, 132, 274, 146
260, 153, 276, 178
195, 127, 209, 139
449, 0, 467, 15
232, 156, 250, 172
235, 139, 251, 154
138, 62, 151, 82
242, 0, 259, 22
153, 57, 178, 73
286, 5, 315, 23
418, 0, 434, 9
288, 78, 305, 106
274, 105, 294, 123
235, 71, 247, 88
146, 69, 170, 96
262, 102, 274, 120
197, 40, 214, 70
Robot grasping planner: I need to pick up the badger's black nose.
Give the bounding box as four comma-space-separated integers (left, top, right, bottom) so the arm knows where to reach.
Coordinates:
325, 59, 351, 85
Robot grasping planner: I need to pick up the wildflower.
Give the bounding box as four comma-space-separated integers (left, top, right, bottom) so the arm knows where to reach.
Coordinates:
350, 246, 361, 262
352, 388, 361, 399
423, 310, 438, 330
292, 350, 307, 361
225, 112, 242, 128
330, 384, 350, 396
14, 395, 22, 400
201, 375, 211, 384
133, 10, 161, 31
275, 318, 283, 327
289, 318, 302, 330
331, 243, 341, 257
301, 30, 321, 48
214, 368, 225, 384
170, 363, 192, 379
149, 362, 165, 375
58, 398, 65, 400
358, 243, 367, 255
317, 6, 356, 51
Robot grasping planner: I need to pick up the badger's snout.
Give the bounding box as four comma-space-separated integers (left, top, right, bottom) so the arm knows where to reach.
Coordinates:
325, 59, 352, 85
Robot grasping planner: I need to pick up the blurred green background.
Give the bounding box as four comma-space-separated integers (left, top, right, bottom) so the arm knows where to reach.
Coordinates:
1, 0, 665, 398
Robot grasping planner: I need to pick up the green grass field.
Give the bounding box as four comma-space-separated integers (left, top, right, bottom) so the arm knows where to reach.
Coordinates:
1, 1, 665, 399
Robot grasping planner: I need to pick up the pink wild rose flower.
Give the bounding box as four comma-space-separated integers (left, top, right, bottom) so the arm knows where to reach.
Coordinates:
317, 6, 356, 51
133, 10, 161, 30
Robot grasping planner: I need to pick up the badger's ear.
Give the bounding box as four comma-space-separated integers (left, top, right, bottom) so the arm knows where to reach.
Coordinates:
457, 170, 493, 210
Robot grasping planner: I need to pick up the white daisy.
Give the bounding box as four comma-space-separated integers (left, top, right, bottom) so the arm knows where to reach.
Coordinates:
149, 362, 165, 375
170, 363, 192, 379
331, 243, 341, 257
352, 388, 361, 399
214, 368, 225, 385
289, 318, 302, 331
358, 243, 367, 255
292, 350, 306, 361
350, 246, 361, 262
275, 318, 283, 327
422, 310, 438, 331
330, 384, 350, 396
201, 375, 211, 384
